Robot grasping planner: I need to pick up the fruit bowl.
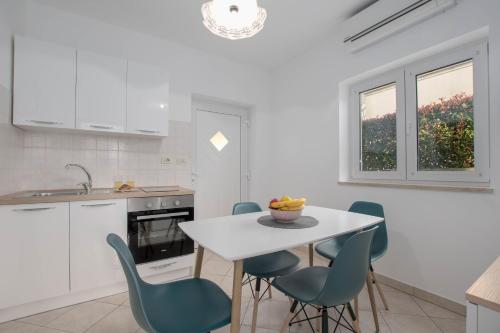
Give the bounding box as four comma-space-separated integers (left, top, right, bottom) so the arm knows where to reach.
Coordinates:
270, 208, 303, 222
268, 195, 307, 222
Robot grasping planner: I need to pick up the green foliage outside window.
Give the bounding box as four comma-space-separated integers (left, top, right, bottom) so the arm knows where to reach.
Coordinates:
361, 93, 474, 171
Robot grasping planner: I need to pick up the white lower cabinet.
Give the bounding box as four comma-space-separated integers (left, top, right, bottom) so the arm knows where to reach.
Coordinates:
70, 200, 127, 292
0, 203, 70, 309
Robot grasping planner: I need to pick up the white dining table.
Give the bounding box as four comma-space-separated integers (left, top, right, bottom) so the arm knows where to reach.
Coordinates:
179, 205, 384, 333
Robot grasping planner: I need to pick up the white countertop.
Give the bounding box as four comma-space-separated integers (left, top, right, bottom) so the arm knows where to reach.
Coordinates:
180, 205, 383, 261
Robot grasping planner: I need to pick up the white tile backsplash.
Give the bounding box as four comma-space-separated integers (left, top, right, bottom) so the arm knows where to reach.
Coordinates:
0, 120, 193, 195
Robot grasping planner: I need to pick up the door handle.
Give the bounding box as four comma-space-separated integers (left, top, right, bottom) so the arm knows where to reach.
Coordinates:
13, 207, 56, 212
149, 262, 176, 270
81, 203, 116, 207
136, 128, 160, 134
89, 124, 115, 130
28, 120, 63, 125
136, 212, 189, 220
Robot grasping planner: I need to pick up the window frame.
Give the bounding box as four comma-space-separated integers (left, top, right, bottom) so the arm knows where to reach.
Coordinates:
350, 69, 406, 180
348, 41, 490, 185
405, 42, 489, 183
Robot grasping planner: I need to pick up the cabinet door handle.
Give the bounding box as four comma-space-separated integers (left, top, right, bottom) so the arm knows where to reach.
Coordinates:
81, 203, 116, 207
136, 128, 160, 134
13, 207, 56, 212
28, 120, 63, 125
89, 124, 115, 130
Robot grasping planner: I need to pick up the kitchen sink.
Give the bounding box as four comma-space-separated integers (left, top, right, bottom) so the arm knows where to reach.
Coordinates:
14, 189, 114, 198
14, 190, 86, 198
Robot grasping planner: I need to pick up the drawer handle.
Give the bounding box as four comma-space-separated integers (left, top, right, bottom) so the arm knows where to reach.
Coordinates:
89, 124, 115, 130
13, 207, 56, 212
150, 262, 176, 270
28, 120, 63, 125
136, 128, 160, 134
81, 203, 116, 207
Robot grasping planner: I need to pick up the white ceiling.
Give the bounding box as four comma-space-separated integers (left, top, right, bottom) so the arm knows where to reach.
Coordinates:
32, 0, 378, 69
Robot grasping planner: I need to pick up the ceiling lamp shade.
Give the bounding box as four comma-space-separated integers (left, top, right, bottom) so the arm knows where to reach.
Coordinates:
201, 0, 267, 40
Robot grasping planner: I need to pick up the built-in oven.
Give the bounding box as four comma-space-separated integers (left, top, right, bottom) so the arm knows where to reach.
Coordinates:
127, 195, 194, 265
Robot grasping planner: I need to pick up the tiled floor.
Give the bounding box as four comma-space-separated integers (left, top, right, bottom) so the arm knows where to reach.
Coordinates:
1, 248, 465, 333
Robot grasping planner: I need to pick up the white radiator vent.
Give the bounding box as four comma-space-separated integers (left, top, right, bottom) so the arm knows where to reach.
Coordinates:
342, 0, 457, 52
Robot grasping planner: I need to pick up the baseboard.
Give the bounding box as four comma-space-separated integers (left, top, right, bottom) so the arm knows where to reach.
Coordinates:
0, 266, 191, 323
294, 244, 466, 316
0, 283, 128, 323
374, 273, 466, 316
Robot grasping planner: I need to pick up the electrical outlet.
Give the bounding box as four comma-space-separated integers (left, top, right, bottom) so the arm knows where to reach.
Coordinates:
160, 156, 172, 166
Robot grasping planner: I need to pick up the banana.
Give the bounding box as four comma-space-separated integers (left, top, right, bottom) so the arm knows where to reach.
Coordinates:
270, 201, 287, 209
280, 205, 304, 211
284, 198, 306, 208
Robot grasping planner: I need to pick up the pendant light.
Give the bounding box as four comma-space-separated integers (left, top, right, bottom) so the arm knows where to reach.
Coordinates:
201, 0, 267, 40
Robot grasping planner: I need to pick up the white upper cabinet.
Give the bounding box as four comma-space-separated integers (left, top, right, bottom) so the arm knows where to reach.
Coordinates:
13, 37, 170, 137
126, 61, 170, 136
76, 51, 127, 133
13, 36, 76, 129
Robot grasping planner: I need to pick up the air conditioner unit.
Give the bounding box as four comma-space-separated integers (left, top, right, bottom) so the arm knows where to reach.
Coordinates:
342, 0, 457, 53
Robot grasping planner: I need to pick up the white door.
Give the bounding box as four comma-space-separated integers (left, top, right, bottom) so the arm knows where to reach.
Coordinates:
13, 36, 76, 129
194, 105, 248, 219
76, 50, 127, 133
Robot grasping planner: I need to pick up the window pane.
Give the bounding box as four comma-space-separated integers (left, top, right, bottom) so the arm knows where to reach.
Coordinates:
360, 83, 397, 171
416, 60, 474, 171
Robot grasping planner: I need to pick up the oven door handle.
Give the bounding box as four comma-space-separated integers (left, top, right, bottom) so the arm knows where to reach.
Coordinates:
135, 212, 190, 220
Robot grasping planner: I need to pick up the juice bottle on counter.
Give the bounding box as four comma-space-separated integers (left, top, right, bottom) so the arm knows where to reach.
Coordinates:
127, 179, 136, 188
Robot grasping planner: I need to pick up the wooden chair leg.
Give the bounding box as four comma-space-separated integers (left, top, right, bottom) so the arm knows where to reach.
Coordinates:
251, 278, 261, 333
371, 269, 389, 310
354, 296, 359, 319
347, 302, 362, 333
194, 245, 204, 278
366, 274, 380, 332
308, 243, 314, 266
280, 300, 298, 333
266, 278, 272, 298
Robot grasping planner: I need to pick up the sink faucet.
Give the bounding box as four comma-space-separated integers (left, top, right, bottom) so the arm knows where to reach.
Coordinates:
65, 163, 93, 193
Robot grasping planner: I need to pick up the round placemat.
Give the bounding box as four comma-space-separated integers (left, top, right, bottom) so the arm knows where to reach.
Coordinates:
257, 215, 319, 229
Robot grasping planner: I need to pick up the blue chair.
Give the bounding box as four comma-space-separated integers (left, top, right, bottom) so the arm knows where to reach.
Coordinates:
273, 227, 378, 333
232, 202, 300, 333
107, 233, 231, 333
315, 201, 389, 331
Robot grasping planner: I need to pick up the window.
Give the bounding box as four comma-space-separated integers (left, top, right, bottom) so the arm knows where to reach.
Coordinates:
350, 42, 489, 184
360, 83, 397, 172
351, 70, 406, 180
416, 60, 474, 171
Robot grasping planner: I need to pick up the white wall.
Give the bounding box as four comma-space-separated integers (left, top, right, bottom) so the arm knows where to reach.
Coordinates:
0, 0, 274, 203
270, 0, 500, 304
